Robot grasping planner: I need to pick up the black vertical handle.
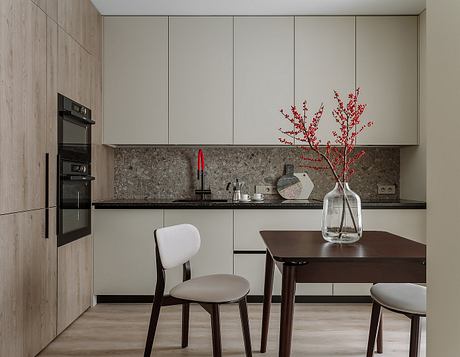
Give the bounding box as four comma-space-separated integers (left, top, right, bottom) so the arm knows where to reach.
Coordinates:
45, 153, 49, 239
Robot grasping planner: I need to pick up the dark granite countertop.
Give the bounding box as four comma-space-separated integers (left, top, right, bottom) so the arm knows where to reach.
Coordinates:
93, 198, 426, 210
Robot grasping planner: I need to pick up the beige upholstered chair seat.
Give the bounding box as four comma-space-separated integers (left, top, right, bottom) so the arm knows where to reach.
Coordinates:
170, 274, 250, 304
370, 283, 426, 315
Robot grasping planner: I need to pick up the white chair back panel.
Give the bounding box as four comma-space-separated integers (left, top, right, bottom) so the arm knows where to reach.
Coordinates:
155, 224, 201, 270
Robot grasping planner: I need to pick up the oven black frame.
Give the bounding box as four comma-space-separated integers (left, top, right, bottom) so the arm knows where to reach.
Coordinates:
57, 94, 94, 247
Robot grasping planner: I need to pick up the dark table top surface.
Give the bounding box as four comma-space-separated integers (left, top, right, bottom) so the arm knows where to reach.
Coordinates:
260, 230, 426, 263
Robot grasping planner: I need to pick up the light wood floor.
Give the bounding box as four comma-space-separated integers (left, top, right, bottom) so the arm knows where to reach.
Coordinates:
39, 303, 426, 357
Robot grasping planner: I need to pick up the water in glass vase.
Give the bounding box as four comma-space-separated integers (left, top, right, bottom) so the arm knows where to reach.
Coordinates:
321, 182, 362, 243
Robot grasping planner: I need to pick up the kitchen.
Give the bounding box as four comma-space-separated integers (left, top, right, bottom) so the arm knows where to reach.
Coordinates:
0, 0, 458, 356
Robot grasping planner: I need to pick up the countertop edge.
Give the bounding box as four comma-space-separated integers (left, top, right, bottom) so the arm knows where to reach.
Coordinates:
92, 201, 427, 210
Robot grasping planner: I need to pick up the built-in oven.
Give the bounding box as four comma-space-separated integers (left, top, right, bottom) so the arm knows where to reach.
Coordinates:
58, 93, 94, 159
57, 94, 95, 247
58, 159, 94, 247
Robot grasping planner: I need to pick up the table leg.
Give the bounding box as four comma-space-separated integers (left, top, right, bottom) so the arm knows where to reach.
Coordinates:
260, 251, 275, 353
279, 264, 296, 357
377, 314, 383, 353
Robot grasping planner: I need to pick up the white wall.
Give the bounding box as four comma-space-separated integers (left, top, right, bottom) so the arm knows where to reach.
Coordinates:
400, 11, 426, 201
426, 1, 460, 356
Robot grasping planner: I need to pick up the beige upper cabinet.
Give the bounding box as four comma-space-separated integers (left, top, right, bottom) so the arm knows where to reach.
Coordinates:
234, 17, 294, 145
295, 17, 355, 145
169, 17, 233, 144
356, 16, 418, 145
103, 17, 169, 144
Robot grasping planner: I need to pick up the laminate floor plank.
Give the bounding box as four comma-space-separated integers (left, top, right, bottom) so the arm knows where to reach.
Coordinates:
39, 303, 426, 357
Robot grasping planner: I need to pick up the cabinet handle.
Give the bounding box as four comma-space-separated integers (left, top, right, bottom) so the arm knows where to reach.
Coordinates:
45, 153, 49, 239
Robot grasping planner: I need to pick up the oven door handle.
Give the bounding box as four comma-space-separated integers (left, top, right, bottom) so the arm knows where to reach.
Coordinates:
59, 110, 95, 125
67, 175, 96, 182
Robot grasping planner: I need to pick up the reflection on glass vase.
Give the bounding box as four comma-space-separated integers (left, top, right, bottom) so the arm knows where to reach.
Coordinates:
321, 182, 362, 244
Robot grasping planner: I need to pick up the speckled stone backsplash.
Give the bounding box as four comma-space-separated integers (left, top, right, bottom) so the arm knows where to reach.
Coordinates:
113, 147, 399, 201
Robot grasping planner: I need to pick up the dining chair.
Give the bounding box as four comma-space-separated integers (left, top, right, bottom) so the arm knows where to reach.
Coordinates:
366, 283, 426, 357
144, 224, 252, 357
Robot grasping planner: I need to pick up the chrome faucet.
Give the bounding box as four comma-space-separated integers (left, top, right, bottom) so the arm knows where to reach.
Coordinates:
195, 149, 211, 200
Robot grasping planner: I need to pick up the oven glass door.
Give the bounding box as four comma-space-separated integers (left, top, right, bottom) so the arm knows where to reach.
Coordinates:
59, 115, 91, 157
58, 175, 92, 246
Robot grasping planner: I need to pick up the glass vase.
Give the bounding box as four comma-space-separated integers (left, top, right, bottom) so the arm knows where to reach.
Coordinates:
321, 182, 362, 244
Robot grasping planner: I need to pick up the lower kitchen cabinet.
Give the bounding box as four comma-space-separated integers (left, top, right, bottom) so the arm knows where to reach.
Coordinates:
0, 208, 57, 357
234, 209, 332, 295
93, 209, 181, 295
57, 234, 92, 334
164, 209, 234, 277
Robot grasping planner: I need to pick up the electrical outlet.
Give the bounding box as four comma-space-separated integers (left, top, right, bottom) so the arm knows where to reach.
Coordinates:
256, 185, 277, 195
377, 184, 396, 195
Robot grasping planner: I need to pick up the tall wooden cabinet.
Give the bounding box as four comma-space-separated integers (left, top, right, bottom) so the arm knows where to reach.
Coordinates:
234, 17, 294, 145
169, 17, 234, 144
356, 16, 418, 145
0, 209, 57, 357
0, 0, 47, 215
57, 235, 93, 334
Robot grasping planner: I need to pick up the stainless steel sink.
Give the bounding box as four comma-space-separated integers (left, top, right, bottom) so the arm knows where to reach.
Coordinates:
173, 199, 228, 203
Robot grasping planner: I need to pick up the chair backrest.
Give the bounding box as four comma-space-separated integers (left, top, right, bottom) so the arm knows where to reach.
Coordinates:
155, 224, 201, 270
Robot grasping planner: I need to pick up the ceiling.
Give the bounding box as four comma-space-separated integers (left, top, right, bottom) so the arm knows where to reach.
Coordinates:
91, 0, 426, 16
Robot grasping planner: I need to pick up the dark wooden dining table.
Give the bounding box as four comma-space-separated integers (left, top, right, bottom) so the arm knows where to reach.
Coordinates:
259, 230, 426, 357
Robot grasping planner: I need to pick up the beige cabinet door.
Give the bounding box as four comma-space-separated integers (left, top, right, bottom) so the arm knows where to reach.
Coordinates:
0, 0, 47, 215
234, 17, 294, 145
356, 16, 418, 145
93, 209, 176, 295
169, 17, 233, 144
295, 16, 355, 144
233, 209, 332, 295
164, 210, 234, 277
103, 17, 169, 144
0, 208, 57, 357
57, 235, 93, 334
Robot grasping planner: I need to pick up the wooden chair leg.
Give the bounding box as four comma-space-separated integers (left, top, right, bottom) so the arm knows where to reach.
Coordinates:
239, 297, 253, 357
366, 302, 382, 357
409, 316, 421, 357
211, 304, 222, 357
144, 294, 163, 357
181, 303, 190, 348
377, 314, 383, 354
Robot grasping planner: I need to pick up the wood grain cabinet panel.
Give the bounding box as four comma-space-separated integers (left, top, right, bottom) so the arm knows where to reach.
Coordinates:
33, 0, 58, 22
169, 17, 233, 144
356, 16, 418, 145
47, 17, 58, 208
295, 16, 355, 144
58, 27, 92, 108
58, 0, 98, 55
234, 17, 294, 145
57, 235, 93, 334
0, 209, 57, 357
103, 17, 169, 144
0, 0, 47, 215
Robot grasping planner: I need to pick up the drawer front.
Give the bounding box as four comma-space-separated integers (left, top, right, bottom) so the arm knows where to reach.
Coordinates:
234, 253, 332, 296
234, 209, 322, 250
